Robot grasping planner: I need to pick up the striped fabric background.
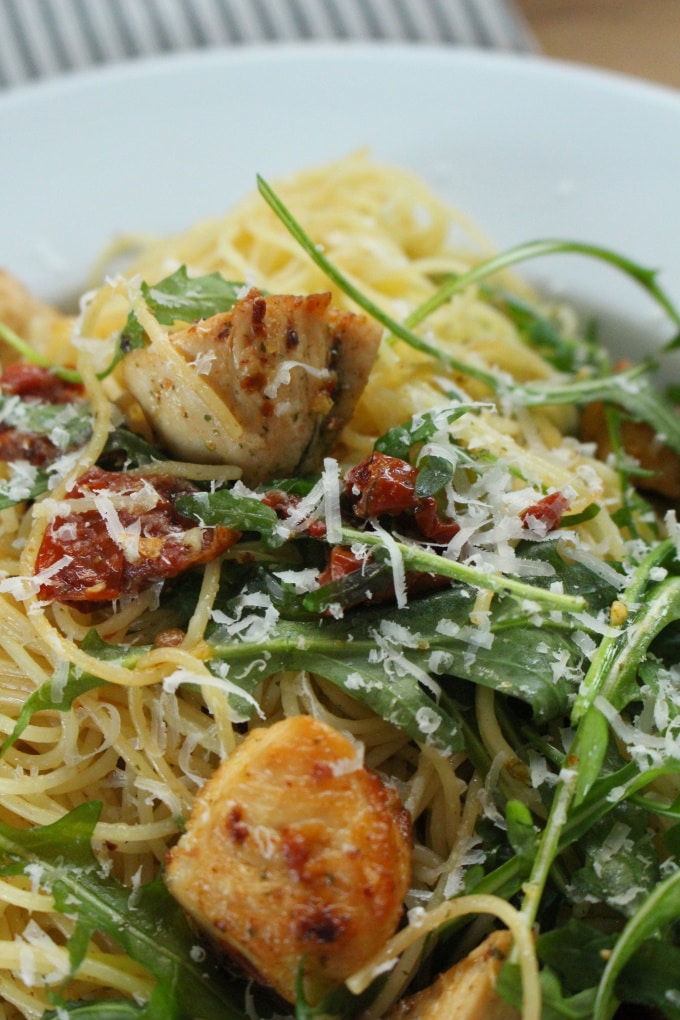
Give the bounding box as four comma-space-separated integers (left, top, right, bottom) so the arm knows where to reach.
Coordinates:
0, 0, 535, 89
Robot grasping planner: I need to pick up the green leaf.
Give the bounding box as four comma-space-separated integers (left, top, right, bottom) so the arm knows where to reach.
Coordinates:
140, 267, 245, 325
100, 426, 168, 468
559, 503, 601, 528
414, 454, 454, 498
537, 920, 613, 994
113, 267, 246, 376
616, 939, 680, 1019
594, 867, 680, 1020
206, 583, 580, 754
568, 806, 660, 917
375, 405, 481, 464
0, 390, 91, 443
0, 464, 49, 509
0, 391, 93, 507
0, 803, 248, 1020
571, 543, 680, 802
338, 525, 586, 614
176, 488, 285, 547
301, 558, 393, 614
0, 669, 104, 759
484, 285, 608, 374
496, 961, 598, 1020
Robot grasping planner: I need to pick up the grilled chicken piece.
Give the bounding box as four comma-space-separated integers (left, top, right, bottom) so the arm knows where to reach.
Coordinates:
123, 289, 382, 486
165, 714, 412, 1005
0, 270, 70, 364
386, 930, 519, 1020
580, 399, 680, 501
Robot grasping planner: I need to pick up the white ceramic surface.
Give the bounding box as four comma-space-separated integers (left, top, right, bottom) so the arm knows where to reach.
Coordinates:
2, 44, 680, 362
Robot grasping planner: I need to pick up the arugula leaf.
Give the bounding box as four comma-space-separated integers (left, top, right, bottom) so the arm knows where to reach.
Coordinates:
140, 267, 246, 325
176, 488, 285, 547
497, 962, 598, 1020
301, 559, 393, 614
109, 267, 246, 375
484, 285, 608, 374
0, 803, 248, 1020
567, 805, 660, 917
375, 405, 482, 464
207, 603, 464, 754
100, 426, 169, 468
414, 454, 454, 499
0, 670, 103, 759
0, 463, 49, 509
119, 268, 245, 349
616, 939, 680, 1020
0, 391, 91, 443
206, 583, 580, 754
537, 920, 613, 994
0, 391, 93, 507
594, 867, 680, 1020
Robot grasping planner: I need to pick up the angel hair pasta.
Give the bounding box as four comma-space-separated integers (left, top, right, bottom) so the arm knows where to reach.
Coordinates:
0, 151, 678, 1020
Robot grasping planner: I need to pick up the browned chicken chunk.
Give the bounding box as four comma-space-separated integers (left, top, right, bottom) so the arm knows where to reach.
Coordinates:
165, 714, 412, 1005
123, 289, 382, 486
386, 930, 519, 1020
0, 270, 70, 365
580, 400, 680, 501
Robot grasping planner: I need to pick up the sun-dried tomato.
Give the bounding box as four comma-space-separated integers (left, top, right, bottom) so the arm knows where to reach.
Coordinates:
0, 364, 84, 403
520, 491, 571, 533
317, 545, 366, 587
413, 500, 460, 544
343, 451, 458, 544
35, 467, 240, 603
261, 488, 327, 538
344, 452, 419, 518
0, 426, 58, 466
0, 365, 87, 469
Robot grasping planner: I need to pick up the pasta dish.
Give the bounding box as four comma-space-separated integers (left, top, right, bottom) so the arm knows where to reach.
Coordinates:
0, 152, 678, 1020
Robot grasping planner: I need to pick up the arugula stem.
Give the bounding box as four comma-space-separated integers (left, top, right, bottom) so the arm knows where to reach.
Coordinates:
518, 542, 679, 928
405, 238, 680, 338
571, 539, 677, 723
257, 176, 680, 460
256, 175, 501, 390
519, 769, 578, 929
0, 321, 82, 384
339, 525, 586, 613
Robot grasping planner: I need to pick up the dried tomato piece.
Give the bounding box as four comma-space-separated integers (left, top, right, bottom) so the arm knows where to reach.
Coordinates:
35, 467, 240, 603
0, 426, 58, 466
344, 452, 419, 518
343, 451, 459, 546
317, 545, 367, 587
261, 488, 327, 538
0, 365, 87, 469
0, 364, 84, 403
413, 499, 460, 544
520, 491, 571, 533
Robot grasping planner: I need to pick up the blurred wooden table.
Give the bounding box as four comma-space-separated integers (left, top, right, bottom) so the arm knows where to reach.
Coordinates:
515, 0, 680, 91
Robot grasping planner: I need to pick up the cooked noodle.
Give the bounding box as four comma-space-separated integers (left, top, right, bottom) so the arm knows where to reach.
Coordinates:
0, 151, 666, 1020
